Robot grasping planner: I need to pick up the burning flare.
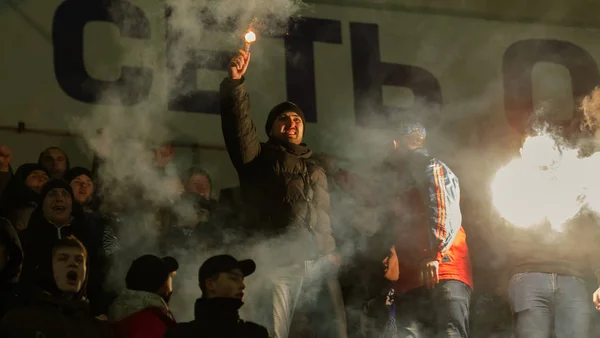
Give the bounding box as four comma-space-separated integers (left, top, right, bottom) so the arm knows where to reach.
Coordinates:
244, 31, 256, 53
245, 31, 256, 43
491, 134, 600, 230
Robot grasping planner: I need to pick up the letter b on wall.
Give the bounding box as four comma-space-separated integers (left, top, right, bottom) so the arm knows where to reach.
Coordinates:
349, 23, 442, 128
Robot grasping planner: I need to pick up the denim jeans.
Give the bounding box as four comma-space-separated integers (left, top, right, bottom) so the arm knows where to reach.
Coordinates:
508, 272, 592, 338
241, 258, 347, 338
393, 280, 471, 338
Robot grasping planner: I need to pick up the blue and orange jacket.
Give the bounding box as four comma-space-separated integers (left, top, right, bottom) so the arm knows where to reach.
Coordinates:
383, 149, 472, 294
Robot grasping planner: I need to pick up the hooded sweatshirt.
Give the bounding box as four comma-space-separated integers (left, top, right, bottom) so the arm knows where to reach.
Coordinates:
109, 289, 175, 338
0, 241, 113, 338
0, 163, 48, 224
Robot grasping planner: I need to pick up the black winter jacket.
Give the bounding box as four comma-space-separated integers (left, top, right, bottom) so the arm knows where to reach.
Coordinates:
220, 77, 335, 264
165, 298, 269, 338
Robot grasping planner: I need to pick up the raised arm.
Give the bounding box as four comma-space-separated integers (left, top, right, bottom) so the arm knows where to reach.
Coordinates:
220, 50, 261, 169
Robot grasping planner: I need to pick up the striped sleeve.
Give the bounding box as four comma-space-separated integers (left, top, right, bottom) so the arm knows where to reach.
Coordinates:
425, 159, 462, 260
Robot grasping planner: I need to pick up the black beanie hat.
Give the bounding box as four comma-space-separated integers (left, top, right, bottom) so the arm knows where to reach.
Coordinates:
16, 163, 48, 182
41, 179, 75, 202
64, 167, 93, 184
265, 101, 306, 135
126, 255, 179, 293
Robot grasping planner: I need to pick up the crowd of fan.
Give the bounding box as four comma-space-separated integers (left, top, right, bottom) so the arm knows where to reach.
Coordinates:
0, 144, 255, 337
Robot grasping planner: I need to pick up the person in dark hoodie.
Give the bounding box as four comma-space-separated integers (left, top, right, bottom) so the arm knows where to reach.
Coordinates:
0, 163, 49, 231
165, 254, 268, 338
109, 255, 178, 338
38, 146, 70, 180
0, 217, 24, 320
64, 167, 119, 256
18, 179, 108, 314
221, 47, 343, 337
65, 167, 98, 213
0, 236, 114, 338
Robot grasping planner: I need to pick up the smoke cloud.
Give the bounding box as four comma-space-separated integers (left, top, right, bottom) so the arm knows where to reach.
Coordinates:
69, 0, 308, 322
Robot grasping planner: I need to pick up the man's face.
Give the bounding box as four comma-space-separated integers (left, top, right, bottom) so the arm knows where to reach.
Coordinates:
270, 112, 304, 145
52, 246, 86, 294
206, 268, 245, 300
186, 174, 211, 199
25, 170, 49, 193
160, 272, 175, 304
41, 148, 68, 179
43, 188, 72, 225
71, 175, 94, 205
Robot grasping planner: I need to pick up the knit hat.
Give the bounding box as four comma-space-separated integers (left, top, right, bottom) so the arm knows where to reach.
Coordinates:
41, 179, 75, 202
265, 101, 306, 135
17, 163, 48, 182
126, 255, 179, 293
64, 167, 93, 185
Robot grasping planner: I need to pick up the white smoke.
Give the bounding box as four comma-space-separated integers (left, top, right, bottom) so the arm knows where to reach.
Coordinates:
70, 0, 307, 322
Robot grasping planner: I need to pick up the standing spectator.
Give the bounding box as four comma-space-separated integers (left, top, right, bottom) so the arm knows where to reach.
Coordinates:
161, 192, 221, 256
18, 179, 105, 310
184, 167, 213, 201
506, 211, 600, 338
0, 145, 12, 198
109, 255, 178, 338
38, 146, 70, 179
0, 217, 23, 320
164, 254, 268, 338
64, 166, 119, 256
221, 49, 343, 337
0, 163, 48, 230
65, 167, 98, 213
381, 122, 472, 338
0, 236, 114, 338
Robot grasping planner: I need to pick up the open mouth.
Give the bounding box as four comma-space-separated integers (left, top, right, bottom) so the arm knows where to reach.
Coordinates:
52, 205, 66, 212
66, 270, 79, 285
235, 292, 244, 300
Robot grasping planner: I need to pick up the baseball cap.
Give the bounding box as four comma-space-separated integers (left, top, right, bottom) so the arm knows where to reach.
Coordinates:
198, 255, 256, 288
126, 255, 179, 293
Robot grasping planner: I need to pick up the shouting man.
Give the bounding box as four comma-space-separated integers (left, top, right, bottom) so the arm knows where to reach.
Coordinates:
220, 50, 344, 337
0, 236, 113, 338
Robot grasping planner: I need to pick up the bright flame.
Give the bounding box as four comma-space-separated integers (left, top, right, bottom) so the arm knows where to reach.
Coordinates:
393, 139, 397, 149
490, 134, 599, 230
245, 31, 256, 43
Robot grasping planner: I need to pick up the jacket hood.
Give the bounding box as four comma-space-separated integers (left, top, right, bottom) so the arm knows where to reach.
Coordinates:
0, 218, 23, 284
2, 163, 47, 210
108, 289, 169, 322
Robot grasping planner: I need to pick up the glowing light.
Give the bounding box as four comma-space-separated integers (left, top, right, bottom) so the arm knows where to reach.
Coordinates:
244, 31, 256, 43
490, 134, 595, 230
